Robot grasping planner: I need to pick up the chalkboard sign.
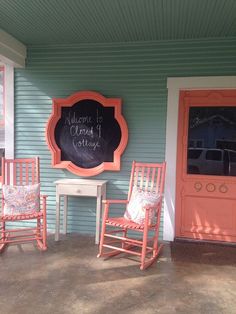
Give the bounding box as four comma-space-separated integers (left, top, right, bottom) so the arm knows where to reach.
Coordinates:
55, 99, 122, 168
46, 91, 128, 176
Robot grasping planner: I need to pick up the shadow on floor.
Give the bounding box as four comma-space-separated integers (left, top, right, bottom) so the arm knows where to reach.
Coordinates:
170, 240, 236, 266
0, 234, 235, 314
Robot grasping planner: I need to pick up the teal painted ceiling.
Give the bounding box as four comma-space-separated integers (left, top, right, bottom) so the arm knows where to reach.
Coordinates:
0, 0, 236, 45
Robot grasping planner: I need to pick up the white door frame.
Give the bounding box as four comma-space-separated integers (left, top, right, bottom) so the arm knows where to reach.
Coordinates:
163, 76, 236, 241
4, 63, 14, 159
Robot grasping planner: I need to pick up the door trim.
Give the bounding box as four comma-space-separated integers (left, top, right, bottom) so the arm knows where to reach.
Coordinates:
164, 76, 236, 241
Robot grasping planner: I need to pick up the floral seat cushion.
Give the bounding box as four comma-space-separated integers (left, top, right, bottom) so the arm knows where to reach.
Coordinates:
124, 186, 161, 225
2, 183, 40, 216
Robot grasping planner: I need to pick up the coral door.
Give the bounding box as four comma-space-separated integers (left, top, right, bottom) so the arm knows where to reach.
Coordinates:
175, 90, 236, 243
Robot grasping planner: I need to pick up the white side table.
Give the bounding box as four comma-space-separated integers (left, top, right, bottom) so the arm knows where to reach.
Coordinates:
54, 179, 107, 244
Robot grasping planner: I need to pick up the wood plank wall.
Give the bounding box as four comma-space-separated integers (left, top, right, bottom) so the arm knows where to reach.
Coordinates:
14, 37, 236, 238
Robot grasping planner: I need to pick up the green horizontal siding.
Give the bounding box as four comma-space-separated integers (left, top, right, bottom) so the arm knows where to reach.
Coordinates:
14, 37, 236, 239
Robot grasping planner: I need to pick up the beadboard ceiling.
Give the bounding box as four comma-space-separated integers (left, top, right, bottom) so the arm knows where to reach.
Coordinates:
0, 0, 236, 45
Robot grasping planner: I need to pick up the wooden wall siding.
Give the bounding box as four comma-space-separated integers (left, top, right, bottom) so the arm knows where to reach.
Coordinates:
1, 0, 236, 45
14, 37, 236, 237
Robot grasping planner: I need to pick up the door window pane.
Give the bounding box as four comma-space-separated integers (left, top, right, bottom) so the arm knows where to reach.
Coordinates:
0, 70, 3, 120
205, 150, 222, 161
187, 107, 236, 176
0, 68, 5, 175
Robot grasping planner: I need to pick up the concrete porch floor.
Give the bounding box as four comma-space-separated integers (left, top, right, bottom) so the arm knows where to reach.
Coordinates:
0, 234, 236, 314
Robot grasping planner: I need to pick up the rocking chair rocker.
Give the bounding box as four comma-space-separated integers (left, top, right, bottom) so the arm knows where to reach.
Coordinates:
0, 157, 47, 252
98, 161, 166, 270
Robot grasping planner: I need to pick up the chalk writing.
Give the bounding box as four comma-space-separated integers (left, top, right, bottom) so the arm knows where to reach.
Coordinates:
54, 98, 122, 169
96, 109, 103, 123
65, 112, 93, 126
64, 109, 103, 152
96, 124, 102, 138
73, 138, 100, 151
70, 125, 94, 138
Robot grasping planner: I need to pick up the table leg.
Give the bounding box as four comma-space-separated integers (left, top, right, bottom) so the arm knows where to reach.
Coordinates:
63, 195, 68, 234
102, 184, 106, 203
55, 191, 60, 241
100, 184, 106, 242
96, 187, 102, 245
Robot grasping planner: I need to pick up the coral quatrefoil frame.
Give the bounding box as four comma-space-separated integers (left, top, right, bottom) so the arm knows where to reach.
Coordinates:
46, 91, 128, 177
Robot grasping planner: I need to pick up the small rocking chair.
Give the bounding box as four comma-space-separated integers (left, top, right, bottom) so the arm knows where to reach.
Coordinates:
0, 157, 47, 252
98, 161, 166, 270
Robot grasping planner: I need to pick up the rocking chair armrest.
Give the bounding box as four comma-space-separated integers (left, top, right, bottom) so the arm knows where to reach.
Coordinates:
102, 199, 128, 205
40, 194, 48, 198
40, 194, 47, 213
102, 199, 128, 218
40, 194, 48, 205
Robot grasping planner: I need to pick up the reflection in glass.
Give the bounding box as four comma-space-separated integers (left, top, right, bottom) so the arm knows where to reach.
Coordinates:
187, 107, 236, 176
0, 70, 3, 120
0, 70, 4, 175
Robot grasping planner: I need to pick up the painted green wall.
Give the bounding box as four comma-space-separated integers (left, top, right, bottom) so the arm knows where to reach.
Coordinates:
14, 37, 236, 237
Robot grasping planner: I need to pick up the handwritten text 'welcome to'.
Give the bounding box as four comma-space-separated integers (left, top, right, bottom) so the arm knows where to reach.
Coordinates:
64, 110, 103, 151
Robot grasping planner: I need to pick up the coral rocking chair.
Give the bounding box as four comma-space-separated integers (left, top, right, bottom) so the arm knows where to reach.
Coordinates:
98, 161, 166, 270
0, 157, 47, 252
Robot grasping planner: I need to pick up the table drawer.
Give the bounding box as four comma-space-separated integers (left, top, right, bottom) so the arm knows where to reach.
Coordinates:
57, 184, 97, 196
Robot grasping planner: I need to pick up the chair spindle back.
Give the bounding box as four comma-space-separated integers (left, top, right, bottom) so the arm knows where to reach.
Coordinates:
2, 157, 40, 186
128, 161, 166, 200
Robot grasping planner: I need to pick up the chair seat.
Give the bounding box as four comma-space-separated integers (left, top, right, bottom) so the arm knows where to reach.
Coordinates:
1, 211, 43, 221
106, 217, 146, 230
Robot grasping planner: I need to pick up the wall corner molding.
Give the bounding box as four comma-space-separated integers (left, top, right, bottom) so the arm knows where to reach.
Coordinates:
0, 29, 26, 68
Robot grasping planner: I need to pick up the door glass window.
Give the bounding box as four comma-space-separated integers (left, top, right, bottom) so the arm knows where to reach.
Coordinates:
205, 150, 222, 161
0, 68, 5, 175
187, 106, 236, 176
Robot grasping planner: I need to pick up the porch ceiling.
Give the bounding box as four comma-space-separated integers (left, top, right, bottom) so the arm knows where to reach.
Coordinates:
0, 0, 236, 45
